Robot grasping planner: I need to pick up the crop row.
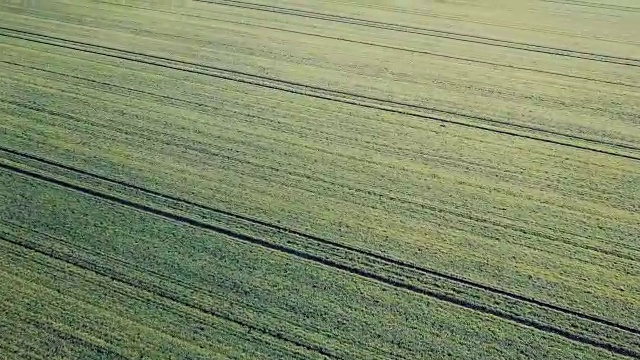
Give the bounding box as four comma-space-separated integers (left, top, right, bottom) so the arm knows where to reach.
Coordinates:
0, 26, 638, 161
0, 233, 322, 359
196, 0, 640, 66
2, 40, 638, 331
1, 149, 638, 358
88, 0, 640, 89
541, 0, 640, 12
1, 94, 637, 264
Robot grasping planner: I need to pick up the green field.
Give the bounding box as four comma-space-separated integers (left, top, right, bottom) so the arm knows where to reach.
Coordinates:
1, 0, 639, 358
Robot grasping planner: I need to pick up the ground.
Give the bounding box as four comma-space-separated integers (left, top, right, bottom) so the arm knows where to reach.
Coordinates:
0, 0, 639, 359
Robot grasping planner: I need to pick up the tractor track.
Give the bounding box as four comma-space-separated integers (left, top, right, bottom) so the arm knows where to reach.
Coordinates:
275, 0, 640, 44
2, 60, 634, 193
1, 151, 639, 358
0, 242, 304, 360
1, 27, 639, 161
5, 59, 636, 207
0, 232, 341, 359
195, 0, 640, 67
2, 146, 639, 336
4, 65, 637, 262
0, 220, 406, 360
71, 1, 640, 89
2, 2, 639, 359
2, 1, 640, 358
541, 0, 640, 12
3, 97, 638, 263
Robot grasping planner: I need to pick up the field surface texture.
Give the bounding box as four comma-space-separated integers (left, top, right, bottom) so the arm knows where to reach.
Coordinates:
1, 0, 639, 359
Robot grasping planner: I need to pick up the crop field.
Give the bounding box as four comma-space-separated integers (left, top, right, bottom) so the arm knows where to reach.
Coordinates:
0, 0, 639, 358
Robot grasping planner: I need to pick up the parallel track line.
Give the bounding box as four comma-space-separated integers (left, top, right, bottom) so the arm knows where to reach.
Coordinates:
0, 220, 406, 360
1, 161, 639, 358
0, 232, 340, 359
195, 0, 640, 66
4, 102, 638, 262
88, 1, 640, 88
2, 149, 639, 338
541, 0, 640, 12
1, 28, 638, 161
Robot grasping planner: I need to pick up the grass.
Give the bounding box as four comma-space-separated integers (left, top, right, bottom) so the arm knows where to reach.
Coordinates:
0, 170, 624, 359
0, 0, 639, 358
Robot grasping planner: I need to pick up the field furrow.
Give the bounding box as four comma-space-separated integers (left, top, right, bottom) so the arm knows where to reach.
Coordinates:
1, 0, 638, 358
0, 165, 634, 359
5, 150, 640, 343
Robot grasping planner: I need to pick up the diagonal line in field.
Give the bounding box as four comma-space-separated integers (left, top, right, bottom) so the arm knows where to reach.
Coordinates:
1, 27, 639, 161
